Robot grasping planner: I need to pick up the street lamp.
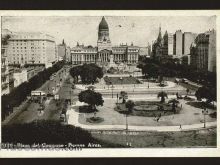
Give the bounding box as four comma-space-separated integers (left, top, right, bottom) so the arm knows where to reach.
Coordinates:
202, 108, 209, 128
125, 113, 128, 130
148, 77, 149, 89
120, 77, 123, 88
110, 82, 114, 98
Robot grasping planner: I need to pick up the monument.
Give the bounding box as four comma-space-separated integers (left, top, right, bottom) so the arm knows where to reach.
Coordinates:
108, 54, 117, 68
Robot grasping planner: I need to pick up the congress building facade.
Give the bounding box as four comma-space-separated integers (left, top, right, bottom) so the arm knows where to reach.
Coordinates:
71, 17, 140, 65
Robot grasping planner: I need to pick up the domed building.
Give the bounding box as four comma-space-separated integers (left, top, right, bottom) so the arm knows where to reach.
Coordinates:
98, 17, 111, 48
71, 16, 140, 66
97, 17, 112, 65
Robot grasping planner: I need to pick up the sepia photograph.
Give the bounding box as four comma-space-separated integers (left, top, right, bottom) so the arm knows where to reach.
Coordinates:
0, 11, 218, 157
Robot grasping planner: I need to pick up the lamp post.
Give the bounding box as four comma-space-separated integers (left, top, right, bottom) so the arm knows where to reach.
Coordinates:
125, 113, 128, 130
110, 82, 114, 98
202, 108, 208, 128
148, 77, 149, 89
120, 77, 123, 88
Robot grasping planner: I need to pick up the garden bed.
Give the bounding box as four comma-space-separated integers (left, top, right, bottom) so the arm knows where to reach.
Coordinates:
79, 105, 98, 113
104, 76, 142, 85
114, 101, 180, 117
86, 117, 104, 124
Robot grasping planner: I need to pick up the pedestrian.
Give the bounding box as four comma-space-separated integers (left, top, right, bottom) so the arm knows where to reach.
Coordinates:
181, 104, 182, 109
179, 124, 182, 130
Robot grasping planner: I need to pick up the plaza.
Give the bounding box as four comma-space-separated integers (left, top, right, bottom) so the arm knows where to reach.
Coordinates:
1, 15, 217, 149
66, 71, 216, 132
67, 95, 216, 129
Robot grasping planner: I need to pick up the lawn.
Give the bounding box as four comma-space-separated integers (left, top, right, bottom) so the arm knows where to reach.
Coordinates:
91, 128, 217, 148
104, 76, 142, 85
77, 98, 216, 126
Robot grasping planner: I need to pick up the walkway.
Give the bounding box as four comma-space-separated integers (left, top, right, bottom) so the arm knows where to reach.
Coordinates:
75, 81, 186, 92
66, 106, 217, 132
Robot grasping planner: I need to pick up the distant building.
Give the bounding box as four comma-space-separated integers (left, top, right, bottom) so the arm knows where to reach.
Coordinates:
168, 33, 174, 55
1, 29, 13, 95
5, 31, 57, 68
71, 44, 97, 64
162, 31, 168, 55
139, 47, 150, 57
181, 55, 191, 65
57, 40, 66, 61
13, 69, 28, 87
66, 46, 71, 62
71, 16, 140, 65
26, 66, 44, 80
173, 30, 183, 56
152, 26, 163, 59
97, 17, 112, 52
182, 32, 197, 55
1, 51, 10, 95
190, 29, 216, 72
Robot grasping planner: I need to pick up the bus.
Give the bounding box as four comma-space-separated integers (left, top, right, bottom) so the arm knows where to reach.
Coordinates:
31, 90, 47, 102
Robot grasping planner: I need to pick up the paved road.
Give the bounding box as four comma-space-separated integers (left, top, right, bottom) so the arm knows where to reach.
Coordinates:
3, 67, 71, 125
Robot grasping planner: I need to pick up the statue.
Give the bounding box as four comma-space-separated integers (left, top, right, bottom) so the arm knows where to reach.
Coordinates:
109, 54, 117, 68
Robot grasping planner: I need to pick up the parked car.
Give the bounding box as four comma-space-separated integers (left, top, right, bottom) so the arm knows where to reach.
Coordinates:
50, 76, 54, 80
181, 78, 189, 84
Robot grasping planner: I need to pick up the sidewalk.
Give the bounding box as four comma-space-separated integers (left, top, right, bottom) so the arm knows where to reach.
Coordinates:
75, 81, 177, 90
2, 68, 67, 125
66, 107, 216, 132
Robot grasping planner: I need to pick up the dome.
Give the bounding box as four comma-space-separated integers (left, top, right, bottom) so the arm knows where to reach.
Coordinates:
99, 17, 109, 30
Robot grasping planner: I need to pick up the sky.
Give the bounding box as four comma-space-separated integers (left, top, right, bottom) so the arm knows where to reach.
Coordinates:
2, 16, 216, 47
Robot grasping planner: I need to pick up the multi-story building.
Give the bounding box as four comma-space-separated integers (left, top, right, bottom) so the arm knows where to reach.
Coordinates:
1, 29, 13, 95
71, 16, 140, 65
139, 46, 150, 57
173, 30, 183, 56
182, 32, 197, 55
126, 44, 139, 63
152, 26, 163, 59
162, 31, 168, 55
112, 44, 128, 63
6, 31, 57, 68
66, 46, 71, 62
190, 29, 216, 72
1, 51, 10, 95
57, 40, 66, 61
97, 17, 112, 52
13, 69, 28, 87
71, 44, 97, 64
168, 33, 174, 55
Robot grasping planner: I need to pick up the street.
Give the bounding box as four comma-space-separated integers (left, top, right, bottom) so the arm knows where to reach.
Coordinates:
3, 66, 76, 125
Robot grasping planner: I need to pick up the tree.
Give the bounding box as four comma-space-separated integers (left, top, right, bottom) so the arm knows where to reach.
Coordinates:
1, 34, 11, 54
80, 63, 103, 84
195, 86, 216, 104
168, 99, 179, 113
1, 34, 11, 45
1, 61, 65, 122
78, 89, 104, 111
119, 91, 128, 103
2, 120, 97, 146
141, 63, 160, 79
69, 64, 103, 84
69, 66, 82, 83
125, 100, 135, 113
157, 91, 168, 103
